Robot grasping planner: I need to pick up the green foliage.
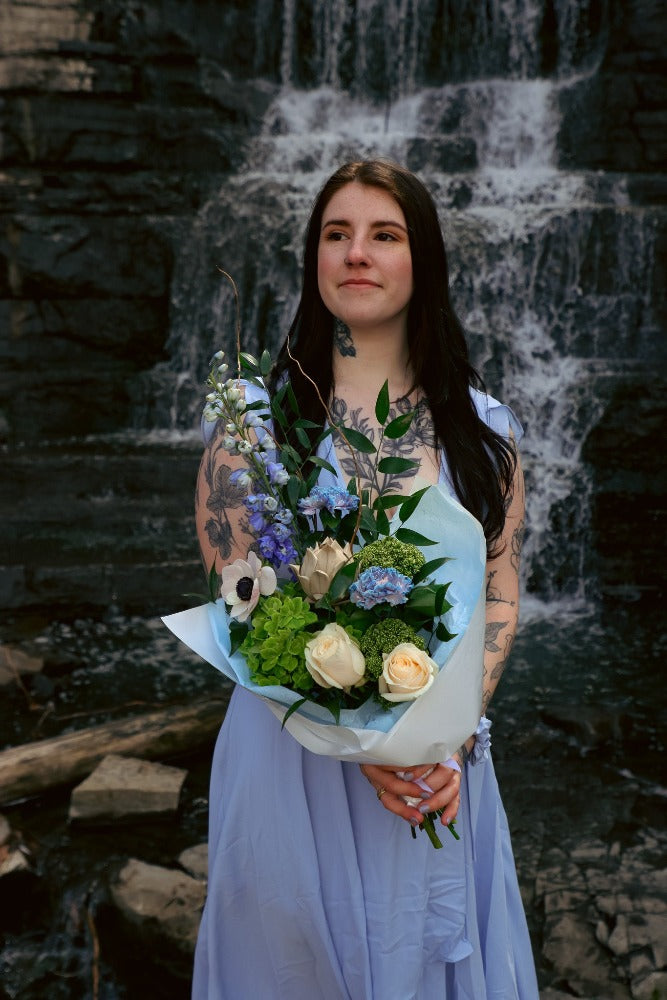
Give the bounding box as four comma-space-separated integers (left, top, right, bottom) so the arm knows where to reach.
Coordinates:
359, 620, 425, 679
357, 536, 426, 578
241, 586, 318, 692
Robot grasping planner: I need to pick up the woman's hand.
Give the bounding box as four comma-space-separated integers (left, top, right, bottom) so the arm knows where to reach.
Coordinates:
360, 762, 462, 829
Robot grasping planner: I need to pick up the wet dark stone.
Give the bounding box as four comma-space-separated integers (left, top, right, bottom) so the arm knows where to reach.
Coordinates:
0, 867, 50, 935
539, 704, 624, 749
405, 136, 478, 173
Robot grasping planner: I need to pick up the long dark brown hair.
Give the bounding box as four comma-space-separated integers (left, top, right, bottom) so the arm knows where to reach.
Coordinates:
270, 160, 516, 555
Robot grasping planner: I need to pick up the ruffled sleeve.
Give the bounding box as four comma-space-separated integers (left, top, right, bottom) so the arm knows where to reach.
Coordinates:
470, 388, 524, 446
200, 379, 271, 447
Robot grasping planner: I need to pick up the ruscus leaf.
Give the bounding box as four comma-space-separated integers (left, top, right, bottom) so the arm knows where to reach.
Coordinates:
384, 411, 414, 439
377, 456, 419, 475
412, 556, 451, 584
394, 527, 438, 545
337, 425, 377, 454
307, 455, 339, 476
376, 507, 390, 536
239, 352, 259, 372
375, 380, 390, 425
398, 486, 430, 522
281, 698, 308, 729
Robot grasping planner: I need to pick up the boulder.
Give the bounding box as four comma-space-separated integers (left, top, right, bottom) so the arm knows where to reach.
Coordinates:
541, 910, 629, 998
632, 971, 667, 1000
0, 645, 44, 686
178, 843, 208, 881
109, 857, 206, 960
68, 754, 187, 823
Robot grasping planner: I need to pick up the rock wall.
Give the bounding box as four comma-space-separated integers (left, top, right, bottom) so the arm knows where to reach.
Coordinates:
0, 0, 665, 612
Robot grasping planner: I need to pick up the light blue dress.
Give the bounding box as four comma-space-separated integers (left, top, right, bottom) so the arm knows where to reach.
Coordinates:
192, 389, 539, 1000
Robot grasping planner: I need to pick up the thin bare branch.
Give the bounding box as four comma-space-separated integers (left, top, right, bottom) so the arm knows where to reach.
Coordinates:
216, 267, 242, 379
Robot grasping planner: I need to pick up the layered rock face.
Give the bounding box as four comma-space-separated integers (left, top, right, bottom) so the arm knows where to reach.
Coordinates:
0, 0, 665, 610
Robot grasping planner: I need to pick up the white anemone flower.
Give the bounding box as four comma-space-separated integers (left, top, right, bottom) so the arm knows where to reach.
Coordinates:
220, 551, 277, 622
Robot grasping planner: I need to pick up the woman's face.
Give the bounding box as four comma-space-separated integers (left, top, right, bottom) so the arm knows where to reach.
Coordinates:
317, 182, 414, 337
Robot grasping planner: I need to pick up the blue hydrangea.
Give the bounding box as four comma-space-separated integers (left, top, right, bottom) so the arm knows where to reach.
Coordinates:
349, 566, 413, 610
298, 485, 359, 516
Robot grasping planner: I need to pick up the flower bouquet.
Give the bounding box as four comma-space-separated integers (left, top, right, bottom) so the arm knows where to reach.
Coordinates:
163, 347, 487, 847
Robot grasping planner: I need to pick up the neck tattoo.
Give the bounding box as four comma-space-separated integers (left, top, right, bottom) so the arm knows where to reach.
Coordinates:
333, 318, 356, 357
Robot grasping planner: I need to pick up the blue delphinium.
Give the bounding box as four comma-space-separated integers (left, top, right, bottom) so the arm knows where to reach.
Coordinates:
349, 566, 414, 610
243, 494, 295, 555
244, 493, 278, 514
258, 521, 298, 568
229, 468, 254, 490
298, 485, 359, 517
262, 459, 290, 486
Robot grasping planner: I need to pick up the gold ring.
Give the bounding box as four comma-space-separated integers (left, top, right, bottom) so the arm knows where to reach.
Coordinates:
376, 786, 387, 801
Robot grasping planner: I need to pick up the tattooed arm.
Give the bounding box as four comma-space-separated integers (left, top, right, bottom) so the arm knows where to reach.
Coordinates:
194, 415, 256, 575
446, 450, 525, 768
481, 451, 525, 715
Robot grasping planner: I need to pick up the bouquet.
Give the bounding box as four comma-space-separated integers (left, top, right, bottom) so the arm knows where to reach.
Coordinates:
164, 346, 487, 847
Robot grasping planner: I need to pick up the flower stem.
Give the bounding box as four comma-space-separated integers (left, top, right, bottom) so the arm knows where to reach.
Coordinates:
420, 814, 443, 849
418, 811, 460, 848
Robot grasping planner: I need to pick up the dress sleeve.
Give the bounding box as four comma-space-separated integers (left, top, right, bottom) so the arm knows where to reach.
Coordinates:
200, 379, 271, 446
470, 388, 524, 446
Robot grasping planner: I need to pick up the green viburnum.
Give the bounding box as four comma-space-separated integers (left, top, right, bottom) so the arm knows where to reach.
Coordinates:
357, 537, 426, 579
241, 586, 319, 692
359, 619, 425, 679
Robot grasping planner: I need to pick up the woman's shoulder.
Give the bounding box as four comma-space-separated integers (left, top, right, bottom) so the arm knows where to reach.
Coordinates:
201, 378, 270, 446
469, 387, 524, 445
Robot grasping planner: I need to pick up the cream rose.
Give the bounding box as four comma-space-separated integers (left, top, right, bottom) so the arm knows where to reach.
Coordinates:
305, 623, 366, 690
378, 643, 437, 702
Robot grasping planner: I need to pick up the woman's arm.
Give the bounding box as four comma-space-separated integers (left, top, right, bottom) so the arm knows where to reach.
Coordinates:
195, 417, 255, 574
448, 450, 525, 768
481, 450, 525, 716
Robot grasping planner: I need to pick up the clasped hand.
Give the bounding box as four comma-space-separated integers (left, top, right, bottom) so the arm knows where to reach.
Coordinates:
360, 761, 461, 828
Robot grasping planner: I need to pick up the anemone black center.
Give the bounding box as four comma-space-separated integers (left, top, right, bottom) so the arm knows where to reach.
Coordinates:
236, 577, 254, 601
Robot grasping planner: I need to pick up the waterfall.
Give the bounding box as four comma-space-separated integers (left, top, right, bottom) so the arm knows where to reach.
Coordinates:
147, 0, 656, 604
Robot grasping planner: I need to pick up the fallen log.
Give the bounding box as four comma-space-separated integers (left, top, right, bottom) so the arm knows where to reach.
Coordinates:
0, 696, 229, 805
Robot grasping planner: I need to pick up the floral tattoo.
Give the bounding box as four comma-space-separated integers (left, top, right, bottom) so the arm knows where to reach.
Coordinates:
198, 423, 251, 563
334, 318, 356, 357
330, 395, 437, 496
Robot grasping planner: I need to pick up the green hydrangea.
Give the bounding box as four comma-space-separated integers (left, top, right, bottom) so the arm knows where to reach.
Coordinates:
359, 619, 425, 679
241, 586, 318, 692
357, 536, 426, 579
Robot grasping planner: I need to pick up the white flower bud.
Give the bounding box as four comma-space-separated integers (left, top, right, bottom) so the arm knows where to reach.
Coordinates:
264, 496, 278, 512
235, 398, 246, 413
226, 387, 241, 403
223, 436, 237, 450
225, 422, 237, 433
237, 440, 253, 454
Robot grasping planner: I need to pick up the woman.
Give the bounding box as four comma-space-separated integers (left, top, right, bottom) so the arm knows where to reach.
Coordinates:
193, 161, 538, 999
